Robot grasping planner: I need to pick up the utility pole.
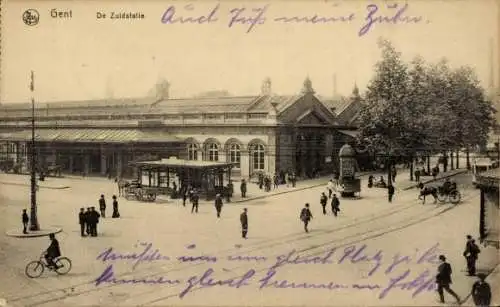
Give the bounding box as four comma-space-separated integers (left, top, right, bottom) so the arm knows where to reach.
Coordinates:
29, 70, 39, 231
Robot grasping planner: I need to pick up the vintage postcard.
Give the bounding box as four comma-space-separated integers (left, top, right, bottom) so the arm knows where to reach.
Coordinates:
0, 0, 499, 306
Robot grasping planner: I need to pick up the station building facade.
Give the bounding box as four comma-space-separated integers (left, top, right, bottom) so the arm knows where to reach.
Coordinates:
0, 79, 361, 180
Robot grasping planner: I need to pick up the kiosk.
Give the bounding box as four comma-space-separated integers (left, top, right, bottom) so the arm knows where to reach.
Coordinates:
338, 144, 361, 198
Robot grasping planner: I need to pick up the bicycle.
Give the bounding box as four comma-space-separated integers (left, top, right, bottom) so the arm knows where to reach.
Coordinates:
25, 252, 72, 278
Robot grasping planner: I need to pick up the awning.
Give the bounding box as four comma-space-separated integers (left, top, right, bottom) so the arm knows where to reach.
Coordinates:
132, 157, 236, 169
338, 129, 360, 138
0, 129, 182, 143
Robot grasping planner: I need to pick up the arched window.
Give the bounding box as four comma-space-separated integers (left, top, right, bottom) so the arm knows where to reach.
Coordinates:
228, 144, 241, 168
207, 143, 219, 161
187, 143, 198, 160
251, 144, 265, 171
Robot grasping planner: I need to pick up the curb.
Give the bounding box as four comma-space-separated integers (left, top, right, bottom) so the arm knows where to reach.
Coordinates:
231, 170, 468, 204
5, 227, 63, 238
0, 181, 70, 190
401, 169, 468, 191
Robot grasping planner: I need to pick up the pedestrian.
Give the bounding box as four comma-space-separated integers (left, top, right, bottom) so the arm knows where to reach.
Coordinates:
471, 273, 491, 307
214, 194, 223, 218
191, 191, 199, 213
112, 195, 120, 218
299, 203, 313, 233
415, 169, 421, 182
240, 208, 248, 239
388, 184, 395, 202
435, 255, 461, 304
463, 235, 481, 276
90, 206, 100, 237
273, 174, 279, 189
99, 194, 106, 218
320, 192, 328, 215
327, 180, 334, 198
291, 172, 297, 187
85, 207, 91, 235
331, 194, 340, 217
368, 175, 374, 188
240, 179, 247, 198
78, 208, 86, 237
22, 209, 29, 234
258, 173, 264, 190
182, 187, 188, 206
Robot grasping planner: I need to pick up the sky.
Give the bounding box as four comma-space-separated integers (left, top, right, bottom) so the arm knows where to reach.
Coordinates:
1, 0, 499, 103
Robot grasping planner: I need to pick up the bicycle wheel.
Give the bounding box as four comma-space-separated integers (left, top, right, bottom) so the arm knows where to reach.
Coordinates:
25, 261, 44, 278
449, 191, 461, 204
54, 257, 72, 275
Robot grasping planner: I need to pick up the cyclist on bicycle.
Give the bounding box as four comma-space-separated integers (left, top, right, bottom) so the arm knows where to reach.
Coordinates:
44, 233, 61, 269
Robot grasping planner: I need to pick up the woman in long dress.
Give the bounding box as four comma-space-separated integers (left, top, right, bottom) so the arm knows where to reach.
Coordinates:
112, 195, 120, 218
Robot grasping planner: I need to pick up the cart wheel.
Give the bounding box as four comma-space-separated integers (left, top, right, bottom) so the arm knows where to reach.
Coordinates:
437, 193, 447, 203
146, 193, 157, 202
449, 191, 461, 204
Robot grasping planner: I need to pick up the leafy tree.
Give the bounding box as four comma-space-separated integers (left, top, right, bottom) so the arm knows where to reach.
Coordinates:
358, 38, 411, 184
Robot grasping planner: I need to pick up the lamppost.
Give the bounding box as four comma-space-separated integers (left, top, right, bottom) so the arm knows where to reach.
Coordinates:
29, 71, 39, 231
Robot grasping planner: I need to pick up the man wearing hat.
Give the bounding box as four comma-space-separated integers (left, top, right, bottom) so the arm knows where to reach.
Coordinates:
436, 255, 461, 304
299, 203, 313, 233
214, 194, 223, 218
471, 273, 492, 307
240, 208, 248, 239
464, 235, 481, 276
99, 194, 106, 218
78, 208, 86, 237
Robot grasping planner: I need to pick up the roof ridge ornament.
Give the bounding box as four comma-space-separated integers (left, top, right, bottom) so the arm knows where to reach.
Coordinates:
302, 77, 315, 94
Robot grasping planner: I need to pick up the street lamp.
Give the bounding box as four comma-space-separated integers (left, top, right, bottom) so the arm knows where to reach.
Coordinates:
29, 71, 39, 231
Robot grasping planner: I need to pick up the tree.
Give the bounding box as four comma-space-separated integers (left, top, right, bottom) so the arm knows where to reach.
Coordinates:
358, 39, 413, 184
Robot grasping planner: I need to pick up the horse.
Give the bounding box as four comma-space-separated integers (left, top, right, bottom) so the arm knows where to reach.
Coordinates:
418, 182, 437, 204
117, 179, 130, 197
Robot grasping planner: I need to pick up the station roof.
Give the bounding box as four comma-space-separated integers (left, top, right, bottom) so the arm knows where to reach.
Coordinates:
132, 157, 235, 169
0, 128, 182, 143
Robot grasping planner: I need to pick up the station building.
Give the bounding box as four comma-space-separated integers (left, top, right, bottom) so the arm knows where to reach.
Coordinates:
0, 78, 361, 180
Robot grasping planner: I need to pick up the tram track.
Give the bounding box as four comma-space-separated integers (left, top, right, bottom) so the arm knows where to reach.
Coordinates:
10, 189, 475, 307
138, 194, 473, 306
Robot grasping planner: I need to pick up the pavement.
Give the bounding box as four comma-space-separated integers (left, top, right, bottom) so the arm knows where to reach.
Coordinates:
0, 167, 468, 206
1, 169, 497, 306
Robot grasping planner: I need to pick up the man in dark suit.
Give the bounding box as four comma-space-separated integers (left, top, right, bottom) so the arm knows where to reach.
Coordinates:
99, 195, 106, 218
85, 207, 91, 235
90, 206, 100, 237
44, 233, 61, 269
22, 209, 29, 234
191, 191, 199, 213
331, 194, 340, 217
300, 203, 313, 233
463, 235, 481, 276
78, 208, 86, 237
436, 255, 461, 304
471, 273, 491, 307
240, 208, 248, 239
214, 194, 223, 218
